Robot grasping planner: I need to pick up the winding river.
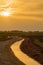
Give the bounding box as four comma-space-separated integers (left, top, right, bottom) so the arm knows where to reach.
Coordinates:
10, 39, 41, 65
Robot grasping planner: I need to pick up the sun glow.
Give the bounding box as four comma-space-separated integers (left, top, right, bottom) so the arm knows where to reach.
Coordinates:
1, 11, 10, 16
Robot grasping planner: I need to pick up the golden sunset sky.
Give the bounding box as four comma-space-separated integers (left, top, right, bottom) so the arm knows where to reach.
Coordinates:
0, 0, 43, 31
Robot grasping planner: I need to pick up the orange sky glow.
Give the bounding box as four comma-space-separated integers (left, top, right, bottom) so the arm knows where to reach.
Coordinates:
0, 0, 43, 31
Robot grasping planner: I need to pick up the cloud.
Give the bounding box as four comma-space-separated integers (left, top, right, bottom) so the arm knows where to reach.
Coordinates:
0, 0, 43, 18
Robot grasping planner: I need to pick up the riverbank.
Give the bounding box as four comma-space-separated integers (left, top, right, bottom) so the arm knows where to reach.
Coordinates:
11, 39, 40, 65
20, 38, 43, 65
0, 37, 25, 65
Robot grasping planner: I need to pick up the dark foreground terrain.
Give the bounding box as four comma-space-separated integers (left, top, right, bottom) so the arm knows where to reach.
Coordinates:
20, 37, 43, 65
0, 31, 43, 65
0, 37, 25, 65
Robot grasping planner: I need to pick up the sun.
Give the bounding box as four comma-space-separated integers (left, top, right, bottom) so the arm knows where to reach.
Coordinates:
1, 11, 10, 16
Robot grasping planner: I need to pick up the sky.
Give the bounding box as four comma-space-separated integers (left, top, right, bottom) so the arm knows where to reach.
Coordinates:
0, 0, 43, 31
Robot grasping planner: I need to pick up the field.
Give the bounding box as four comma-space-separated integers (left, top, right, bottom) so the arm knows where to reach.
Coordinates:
0, 36, 25, 65
20, 37, 43, 65
0, 31, 43, 65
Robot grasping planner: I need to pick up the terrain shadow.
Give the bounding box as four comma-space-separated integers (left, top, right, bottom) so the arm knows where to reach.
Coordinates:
20, 38, 43, 65
6, 37, 25, 65
0, 37, 25, 65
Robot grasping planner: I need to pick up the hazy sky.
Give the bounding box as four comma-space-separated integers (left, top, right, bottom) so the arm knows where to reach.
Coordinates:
0, 0, 43, 31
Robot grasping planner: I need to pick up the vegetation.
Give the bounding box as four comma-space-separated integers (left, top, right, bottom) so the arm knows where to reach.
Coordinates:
0, 31, 43, 37
0, 30, 43, 64
34, 39, 43, 47
0, 30, 43, 47
20, 38, 43, 64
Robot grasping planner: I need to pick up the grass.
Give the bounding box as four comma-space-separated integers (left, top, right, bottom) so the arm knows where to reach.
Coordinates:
0, 31, 43, 64
34, 39, 43, 47
0, 37, 25, 65
20, 38, 43, 64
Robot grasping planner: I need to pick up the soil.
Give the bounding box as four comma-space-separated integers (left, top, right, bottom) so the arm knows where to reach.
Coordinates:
0, 37, 25, 65
20, 38, 43, 65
